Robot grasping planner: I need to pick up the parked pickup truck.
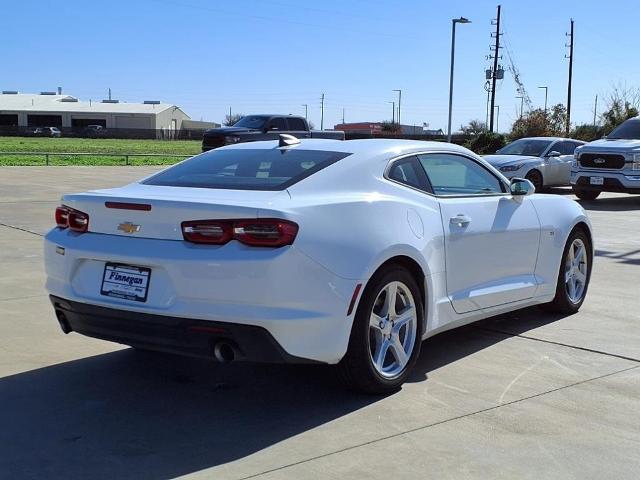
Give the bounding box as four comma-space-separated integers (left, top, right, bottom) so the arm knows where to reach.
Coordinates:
202, 114, 345, 151
571, 117, 640, 200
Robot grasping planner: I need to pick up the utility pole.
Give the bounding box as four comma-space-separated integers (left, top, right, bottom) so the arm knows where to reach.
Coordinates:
388, 101, 395, 124
489, 5, 501, 132
320, 93, 325, 130
516, 95, 524, 118
108, 88, 112, 101
229, 106, 232, 119
342, 107, 345, 124
565, 18, 574, 136
495, 105, 500, 133
301, 104, 308, 120
393, 89, 402, 126
593, 95, 598, 126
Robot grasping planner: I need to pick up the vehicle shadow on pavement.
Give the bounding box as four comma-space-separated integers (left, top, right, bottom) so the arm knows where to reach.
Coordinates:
0, 309, 567, 480
577, 196, 640, 211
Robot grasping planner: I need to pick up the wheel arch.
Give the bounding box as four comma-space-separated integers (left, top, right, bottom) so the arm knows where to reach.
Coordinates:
526, 167, 544, 187
359, 255, 428, 332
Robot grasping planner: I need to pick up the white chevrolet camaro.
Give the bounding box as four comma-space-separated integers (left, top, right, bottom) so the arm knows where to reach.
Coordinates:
45, 137, 593, 393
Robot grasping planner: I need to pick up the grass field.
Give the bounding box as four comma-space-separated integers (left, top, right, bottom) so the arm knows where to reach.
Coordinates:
0, 137, 202, 166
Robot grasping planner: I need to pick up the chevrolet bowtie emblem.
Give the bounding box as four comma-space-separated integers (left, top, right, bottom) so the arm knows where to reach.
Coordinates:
118, 222, 141, 234
593, 158, 606, 164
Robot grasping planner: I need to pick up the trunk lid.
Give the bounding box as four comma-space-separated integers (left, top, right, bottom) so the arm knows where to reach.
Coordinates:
62, 183, 289, 241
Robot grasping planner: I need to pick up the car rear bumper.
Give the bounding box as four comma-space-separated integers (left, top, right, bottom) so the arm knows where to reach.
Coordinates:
50, 295, 315, 363
572, 173, 640, 194
44, 228, 361, 364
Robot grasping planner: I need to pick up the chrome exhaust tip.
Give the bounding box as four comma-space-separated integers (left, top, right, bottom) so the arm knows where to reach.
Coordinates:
213, 341, 236, 363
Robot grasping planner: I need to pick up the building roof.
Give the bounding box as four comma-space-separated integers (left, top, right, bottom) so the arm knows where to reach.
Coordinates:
0, 93, 180, 115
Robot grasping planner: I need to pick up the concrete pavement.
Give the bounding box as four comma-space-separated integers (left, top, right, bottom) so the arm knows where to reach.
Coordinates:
0, 167, 639, 479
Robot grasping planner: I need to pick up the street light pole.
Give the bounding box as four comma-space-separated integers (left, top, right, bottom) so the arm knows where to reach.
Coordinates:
388, 101, 395, 124
301, 104, 308, 121
538, 86, 548, 114
447, 17, 471, 142
393, 89, 402, 127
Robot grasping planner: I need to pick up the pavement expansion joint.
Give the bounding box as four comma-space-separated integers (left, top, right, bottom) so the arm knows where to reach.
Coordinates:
0, 222, 43, 237
236, 364, 640, 480
476, 326, 640, 364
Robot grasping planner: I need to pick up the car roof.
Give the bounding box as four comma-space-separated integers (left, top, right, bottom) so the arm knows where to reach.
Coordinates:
219, 138, 473, 157
512, 136, 584, 143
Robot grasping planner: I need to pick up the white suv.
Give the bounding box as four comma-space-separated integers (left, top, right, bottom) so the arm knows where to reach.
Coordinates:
571, 117, 640, 200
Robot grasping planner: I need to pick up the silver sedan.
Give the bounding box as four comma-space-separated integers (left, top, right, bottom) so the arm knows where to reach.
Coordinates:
484, 137, 585, 192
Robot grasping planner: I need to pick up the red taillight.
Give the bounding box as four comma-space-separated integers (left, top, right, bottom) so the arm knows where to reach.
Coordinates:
181, 219, 298, 247
55, 206, 70, 228
55, 205, 89, 233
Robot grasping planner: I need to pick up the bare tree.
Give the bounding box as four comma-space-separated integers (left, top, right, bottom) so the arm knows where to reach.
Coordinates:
223, 113, 243, 127
601, 83, 640, 133
459, 119, 487, 136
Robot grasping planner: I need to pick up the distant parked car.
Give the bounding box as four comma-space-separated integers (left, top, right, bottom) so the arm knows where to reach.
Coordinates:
32, 127, 61, 138
484, 137, 585, 192
202, 115, 345, 151
571, 117, 640, 200
84, 125, 106, 137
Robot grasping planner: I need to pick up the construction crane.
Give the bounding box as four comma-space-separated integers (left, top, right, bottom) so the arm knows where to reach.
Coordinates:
503, 36, 532, 110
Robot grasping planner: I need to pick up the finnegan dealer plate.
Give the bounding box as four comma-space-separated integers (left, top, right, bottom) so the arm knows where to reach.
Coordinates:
101, 263, 151, 302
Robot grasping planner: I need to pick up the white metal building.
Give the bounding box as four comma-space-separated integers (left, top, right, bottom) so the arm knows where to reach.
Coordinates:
0, 92, 190, 136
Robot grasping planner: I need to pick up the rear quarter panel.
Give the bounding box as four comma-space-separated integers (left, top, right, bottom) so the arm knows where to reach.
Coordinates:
529, 194, 592, 297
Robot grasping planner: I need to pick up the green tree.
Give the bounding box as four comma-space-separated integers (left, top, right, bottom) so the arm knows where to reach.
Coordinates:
509, 104, 566, 139
571, 124, 604, 142
466, 132, 506, 155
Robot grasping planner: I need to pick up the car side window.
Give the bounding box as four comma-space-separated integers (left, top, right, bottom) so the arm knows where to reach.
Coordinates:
388, 156, 430, 192
287, 118, 307, 131
268, 118, 287, 131
417, 153, 505, 196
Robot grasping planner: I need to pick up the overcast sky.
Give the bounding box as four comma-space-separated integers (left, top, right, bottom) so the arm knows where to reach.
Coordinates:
4, 0, 638, 131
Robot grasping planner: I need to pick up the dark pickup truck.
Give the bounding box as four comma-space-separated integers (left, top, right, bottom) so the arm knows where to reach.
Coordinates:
202, 114, 345, 151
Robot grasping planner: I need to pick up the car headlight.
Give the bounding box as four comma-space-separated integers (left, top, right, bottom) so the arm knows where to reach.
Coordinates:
499, 164, 523, 172
224, 135, 241, 144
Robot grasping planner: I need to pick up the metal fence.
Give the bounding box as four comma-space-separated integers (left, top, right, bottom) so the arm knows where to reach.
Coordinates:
0, 151, 192, 165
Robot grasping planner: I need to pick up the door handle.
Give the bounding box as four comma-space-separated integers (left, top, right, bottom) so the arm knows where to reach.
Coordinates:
450, 214, 471, 227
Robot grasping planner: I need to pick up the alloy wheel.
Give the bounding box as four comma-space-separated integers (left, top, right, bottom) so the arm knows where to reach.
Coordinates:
368, 281, 418, 378
565, 238, 588, 304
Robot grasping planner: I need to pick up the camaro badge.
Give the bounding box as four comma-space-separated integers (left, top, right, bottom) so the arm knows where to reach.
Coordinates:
118, 222, 141, 234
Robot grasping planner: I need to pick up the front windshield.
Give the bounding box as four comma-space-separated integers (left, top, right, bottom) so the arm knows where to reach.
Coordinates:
608, 118, 640, 139
233, 116, 269, 129
497, 139, 553, 156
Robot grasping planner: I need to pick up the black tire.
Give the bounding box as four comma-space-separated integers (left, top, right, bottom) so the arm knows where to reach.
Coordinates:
572, 186, 601, 200
543, 228, 592, 314
338, 266, 424, 394
525, 170, 544, 193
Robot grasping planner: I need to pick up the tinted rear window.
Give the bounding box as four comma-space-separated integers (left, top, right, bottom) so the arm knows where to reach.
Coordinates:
608, 119, 640, 139
143, 148, 351, 190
